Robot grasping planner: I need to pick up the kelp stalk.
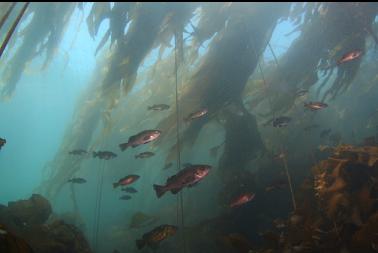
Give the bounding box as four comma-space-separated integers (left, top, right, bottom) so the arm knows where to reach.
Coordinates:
0, 2, 29, 59
0, 2, 16, 32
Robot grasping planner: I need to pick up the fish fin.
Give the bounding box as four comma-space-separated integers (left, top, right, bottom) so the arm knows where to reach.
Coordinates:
113, 182, 119, 189
136, 239, 146, 249
92, 152, 98, 157
171, 188, 181, 194
119, 142, 129, 151
153, 184, 166, 198
132, 144, 139, 148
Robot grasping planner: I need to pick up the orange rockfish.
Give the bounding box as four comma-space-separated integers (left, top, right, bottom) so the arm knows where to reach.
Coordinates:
230, 192, 255, 208
119, 130, 161, 151
113, 175, 140, 188
304, 102, 328, 111
337, 50, 363, 65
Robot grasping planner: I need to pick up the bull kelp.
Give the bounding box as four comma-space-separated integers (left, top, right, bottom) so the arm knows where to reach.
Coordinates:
1, 2, 378, 253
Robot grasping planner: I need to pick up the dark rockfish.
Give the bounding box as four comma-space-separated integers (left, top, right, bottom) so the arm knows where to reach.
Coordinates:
272, 116, 291, 127
93, 151, 117, 160
304, 102, 328, 111
148, 104, 170, 111
0, 138, 6, 150
184, 108, 208, 122
119, 130, 161, 151
68, 178, 87, 184
135, 151, 155, 159
122, 187, 138, 193
113, 175, 140, 188
153, 164, 211, 198
69, 149, 87, 155
120, 195, 132, 200
136, 224, 178, 250
337, 50, 363, 65
230, 192, 255, 208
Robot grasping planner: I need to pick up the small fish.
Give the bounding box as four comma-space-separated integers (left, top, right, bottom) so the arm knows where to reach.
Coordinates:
320, 128, 332, 138
136, 224, 178, 250
93, 151, 117, 160
0, 137, 6, 150
304, 102, 328, 111
162, 162, 173, 170
318, 145, 331, 152
148, 104, 170, 111
184, 108, 208, 122
135, 151, 155, 159
122, 187, 138, 193
289, 213, 303, 226
69, 149, 87, 155
0, 225, 7, 235
273, 152, 286, 160
68, 178, 87, 184
296, 89, 308, 97
153, 164, 211, 198
113, 175, 140, 188
230, 192, 255, 208
303, 124, 319, 131
337, 50, 363, 65
120, 195, 132, 200
119, 130, 161, 151
272, 218, 286, 229
265, 179, 288, 192
272, 116, 291, 127
129, 212, 159, 229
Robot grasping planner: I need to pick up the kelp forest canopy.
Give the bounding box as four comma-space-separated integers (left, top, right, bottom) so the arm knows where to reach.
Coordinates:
1, 2, 378, 252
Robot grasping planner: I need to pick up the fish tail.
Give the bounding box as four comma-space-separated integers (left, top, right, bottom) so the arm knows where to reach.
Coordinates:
153, 184, 167, 198
92, 151, 97, 158
119, 142, 129, 151
147, 106, 152, 110
134, 155, 139, 159
113, 182, 119, 189
136, 239, 146, 249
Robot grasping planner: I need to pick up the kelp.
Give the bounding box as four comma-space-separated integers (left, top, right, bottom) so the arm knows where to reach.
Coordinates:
248, 2, 378, 118
156, 3, 288, 171
0, 3, 76, 99
37, 57, 108, 200
100, 3, 168, 100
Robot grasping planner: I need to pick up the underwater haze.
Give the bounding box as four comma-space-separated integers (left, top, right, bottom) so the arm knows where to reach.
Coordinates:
1, 2, 378, 253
